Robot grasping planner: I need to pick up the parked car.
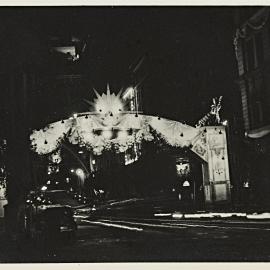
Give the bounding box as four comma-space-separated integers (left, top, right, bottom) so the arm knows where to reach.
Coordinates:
25, 204, 77, 248
36, 189, 81, 207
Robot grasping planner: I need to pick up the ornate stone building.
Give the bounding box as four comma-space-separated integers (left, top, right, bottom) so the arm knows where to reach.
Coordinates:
234, 7, 270, 208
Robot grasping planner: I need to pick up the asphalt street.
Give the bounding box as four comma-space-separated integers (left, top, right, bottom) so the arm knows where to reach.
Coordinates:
1, 215, 270, 262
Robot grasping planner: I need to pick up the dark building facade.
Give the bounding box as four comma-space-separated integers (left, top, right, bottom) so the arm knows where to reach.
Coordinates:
234, 7, 270, 209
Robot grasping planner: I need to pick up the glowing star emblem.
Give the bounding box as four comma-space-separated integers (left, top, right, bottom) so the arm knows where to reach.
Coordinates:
94, 85, 124, 114
86, 85, 126, 128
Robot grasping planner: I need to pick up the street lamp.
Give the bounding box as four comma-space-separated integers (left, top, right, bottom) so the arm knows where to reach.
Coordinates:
41, 186, 47, 191
76, 168, 84, 178
71, 168, 86, 195
222, 120, 228, 126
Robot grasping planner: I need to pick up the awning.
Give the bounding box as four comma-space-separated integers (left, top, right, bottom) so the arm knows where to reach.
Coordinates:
247, 125, 270, 139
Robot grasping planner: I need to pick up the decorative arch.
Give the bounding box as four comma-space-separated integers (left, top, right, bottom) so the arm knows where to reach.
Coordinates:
30, 88, 231, 205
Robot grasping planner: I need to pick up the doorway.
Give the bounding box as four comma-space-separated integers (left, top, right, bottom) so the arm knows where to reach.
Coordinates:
175, 151, 205, 210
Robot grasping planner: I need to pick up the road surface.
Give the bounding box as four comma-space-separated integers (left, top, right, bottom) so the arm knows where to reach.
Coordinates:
1, 215, 270, 262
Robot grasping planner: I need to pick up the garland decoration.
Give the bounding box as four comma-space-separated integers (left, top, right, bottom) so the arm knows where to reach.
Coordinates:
30, 88, 217, 157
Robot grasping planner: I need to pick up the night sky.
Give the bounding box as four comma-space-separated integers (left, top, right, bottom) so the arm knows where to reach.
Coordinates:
0, 7, 240, 128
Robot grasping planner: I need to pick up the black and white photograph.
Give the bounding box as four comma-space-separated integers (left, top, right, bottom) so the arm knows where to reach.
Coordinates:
0, 4, 270, 264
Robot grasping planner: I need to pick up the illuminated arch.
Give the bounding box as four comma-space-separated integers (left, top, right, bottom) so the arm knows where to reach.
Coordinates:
30, 88, 231, 205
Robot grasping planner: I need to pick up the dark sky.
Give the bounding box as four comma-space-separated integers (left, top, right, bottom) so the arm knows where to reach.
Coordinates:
0, 7, 240, 128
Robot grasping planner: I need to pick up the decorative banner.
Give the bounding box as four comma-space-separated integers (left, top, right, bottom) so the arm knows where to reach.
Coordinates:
206, 126, 230, 184
208, 133, 224, 149
211, 149, 226, 181
191, 131, 208, 162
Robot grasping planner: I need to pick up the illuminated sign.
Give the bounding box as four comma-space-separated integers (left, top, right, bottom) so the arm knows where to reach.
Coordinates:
176, 158, 190, 177
182, 180, 190, 187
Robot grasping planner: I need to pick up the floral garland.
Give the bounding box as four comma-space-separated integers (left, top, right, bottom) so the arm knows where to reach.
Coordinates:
30, 114, 200, 156
30, 87, 203, 157
148, 116, 198, 148
30, 119, 72, 155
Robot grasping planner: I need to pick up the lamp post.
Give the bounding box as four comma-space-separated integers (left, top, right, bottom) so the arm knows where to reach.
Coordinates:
75, 168, 85, 195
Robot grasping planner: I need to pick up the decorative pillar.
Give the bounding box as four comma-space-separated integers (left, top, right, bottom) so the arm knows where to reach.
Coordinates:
191, 126, 231, 207
205, 126, 231, 205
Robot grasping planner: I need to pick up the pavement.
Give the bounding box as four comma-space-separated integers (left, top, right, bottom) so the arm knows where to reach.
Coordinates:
171, 211, 270, 220
73, 196, 270, 221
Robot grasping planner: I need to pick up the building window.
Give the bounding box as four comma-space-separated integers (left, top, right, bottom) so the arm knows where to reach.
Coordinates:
243, 32, 264, 72
245, 38, 255, 71
254, 32, 264, 67
246, 74, 269, 129
260, 74, 270, 125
